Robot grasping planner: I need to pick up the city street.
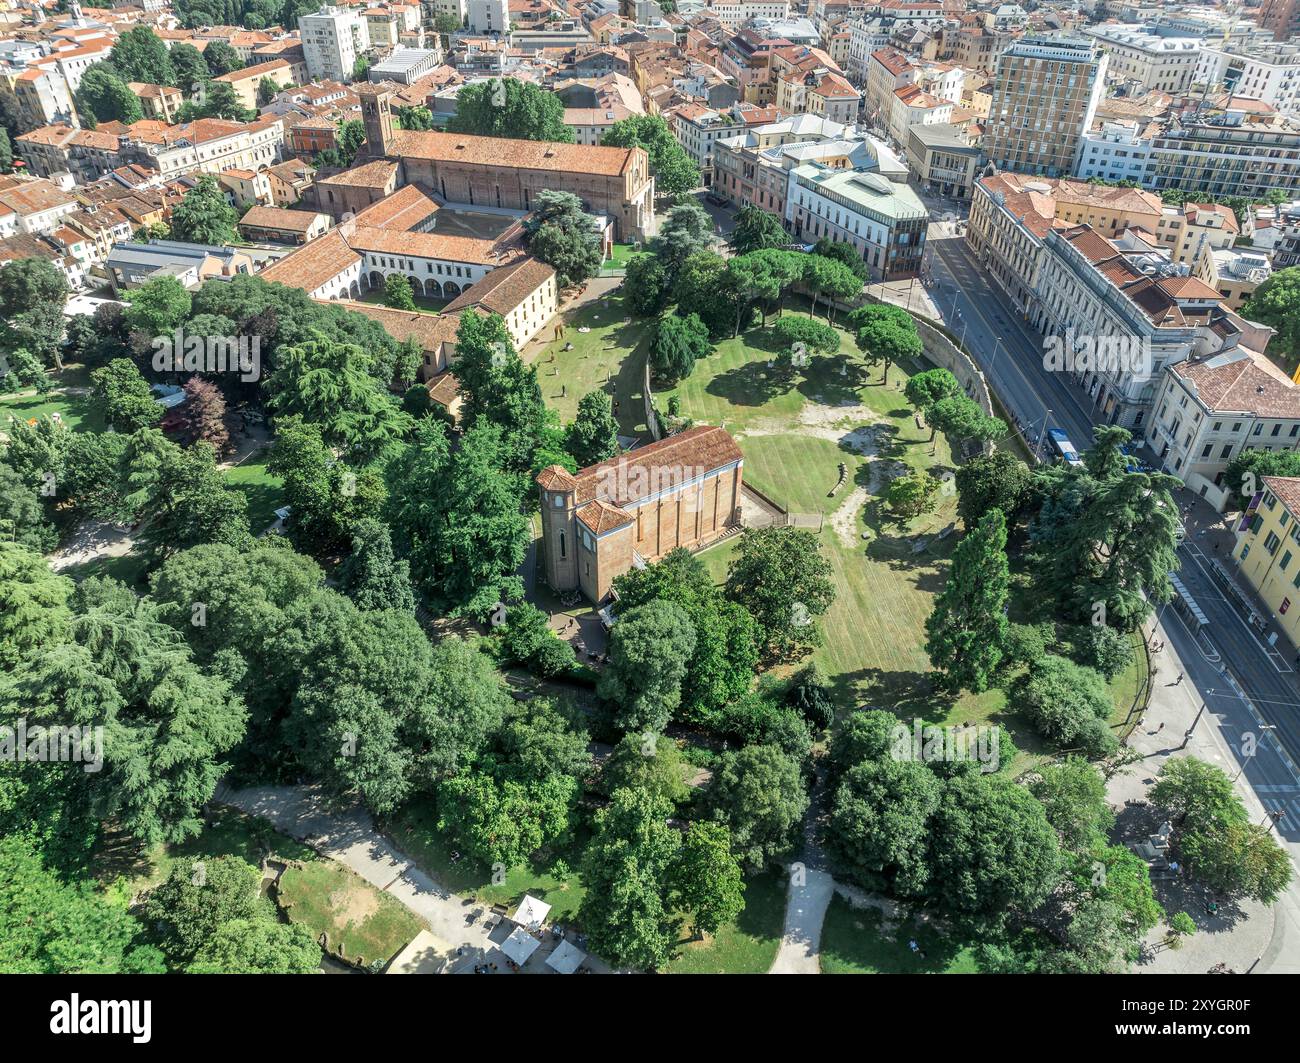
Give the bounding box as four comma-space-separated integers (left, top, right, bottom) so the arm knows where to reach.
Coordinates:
911, 203, 1300, 951
922, 223, 1098, 456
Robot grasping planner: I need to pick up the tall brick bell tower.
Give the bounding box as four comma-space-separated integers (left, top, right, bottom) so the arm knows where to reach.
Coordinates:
537, 466, 579, 592
358, 85, 396, 159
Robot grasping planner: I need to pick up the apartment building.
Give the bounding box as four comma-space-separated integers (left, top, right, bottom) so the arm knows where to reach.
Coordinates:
1082, 24, 1201, 95
214, 59, 295, 110
1036, 224, 1245, 432
1147, 109, 1300, 202
966, 172, 1163, 315
119, 116, 286, 180
1192, 246, 1272, 313
1257, 0, 1300, 43
1195, 43, 1300, 118
467, 0, 509, 34
905, 122, 980, 199
1233, 476, 1300, 644
1155, 354, 1300, 509
300, 7, 372, 83
787, 162, 928, 280
1154, 201, 1239, 268
940, 25, 1016, 75
712, 113, 900, 216
982, 36, 1108, 177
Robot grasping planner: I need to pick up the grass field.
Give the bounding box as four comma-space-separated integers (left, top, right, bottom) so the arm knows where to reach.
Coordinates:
663, 871, 786, 974
277, 860, 425, 968
225, 448, 285, 534
659, 311, 980, 719
0, 365, 105, 435
819, 896, 979, 974
527, 288, 653, 435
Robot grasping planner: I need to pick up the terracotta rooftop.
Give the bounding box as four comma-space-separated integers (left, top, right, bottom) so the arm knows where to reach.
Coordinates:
351, 184, 439, 230
317, 160, 399, 189
1264, 476, 1300, 515
1172, 353, 1300, 419
390, 130, 640, 178
260, 228, 359, 292
348, 225, 522, 266
565, 425, 743, 508
215, 58, 291, 82
576, 499, 634, 535
328, 299, 464, 353
442, 257, 555, 316
240, 205, 327, 232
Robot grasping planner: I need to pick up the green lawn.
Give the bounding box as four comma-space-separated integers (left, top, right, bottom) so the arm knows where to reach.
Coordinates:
0, 364, 105, 435
663, 871, 786, 974
225, 448, 285, 534
277, 860, 425, 969
357, 289, 448, 315
388, 797, 588, 923
63, 549, 154, 592
528, 288, 652, 434
605, 243, 641, 270
819, 896, 979, 974
659, 312, 980, 716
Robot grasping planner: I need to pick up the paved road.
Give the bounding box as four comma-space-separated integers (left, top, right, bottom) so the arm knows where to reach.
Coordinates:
926, 214, 1300, 960
924, 227, 1097, 455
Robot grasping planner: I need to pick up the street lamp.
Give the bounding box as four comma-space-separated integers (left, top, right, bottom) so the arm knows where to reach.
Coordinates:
1033, 408, 1053, 461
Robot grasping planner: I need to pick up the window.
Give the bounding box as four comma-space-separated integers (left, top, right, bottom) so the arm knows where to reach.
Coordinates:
1282, 550, 1293, 572
1266, 531, 1282, 555
559, 531, 566, 559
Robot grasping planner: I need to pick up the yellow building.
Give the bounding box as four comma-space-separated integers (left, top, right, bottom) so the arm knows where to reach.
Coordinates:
1234, 475, 1300, 644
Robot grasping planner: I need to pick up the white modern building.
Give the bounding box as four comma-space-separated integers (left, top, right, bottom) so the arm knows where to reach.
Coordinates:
467, 0, 509, 35
300, 7, 372, 83
1082, 24, 1201, 95
1074, 120, 1154, 184
1195, 44, 1300, 117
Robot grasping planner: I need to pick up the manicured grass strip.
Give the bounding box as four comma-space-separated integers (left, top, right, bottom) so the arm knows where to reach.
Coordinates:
664, 871, 786, 974
819, 895, 978, 974
277, 860, 424, 968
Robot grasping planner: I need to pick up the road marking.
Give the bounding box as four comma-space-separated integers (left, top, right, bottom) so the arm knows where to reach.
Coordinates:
1181, 542, 1292, 673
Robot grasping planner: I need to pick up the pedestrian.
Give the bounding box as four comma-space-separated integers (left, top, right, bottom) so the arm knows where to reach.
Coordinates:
1175, 672, 1184, 685
1157, 722, 1165, 733
908, 939, 919, 953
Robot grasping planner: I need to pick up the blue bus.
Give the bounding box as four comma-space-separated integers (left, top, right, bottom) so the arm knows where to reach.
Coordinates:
1046, 428, 1084, 468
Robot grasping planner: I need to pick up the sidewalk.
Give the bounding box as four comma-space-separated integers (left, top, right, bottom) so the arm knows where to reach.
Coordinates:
1110, 616, 1300, 972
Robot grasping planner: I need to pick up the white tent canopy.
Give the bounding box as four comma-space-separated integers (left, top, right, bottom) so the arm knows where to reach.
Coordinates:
545, 939, 586, 975
502, 926, 541, 966
513, 894, 551, 931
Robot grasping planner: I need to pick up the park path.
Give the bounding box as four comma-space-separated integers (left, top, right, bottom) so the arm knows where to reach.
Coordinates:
769, 760, 835, 974
214, 782, 497, 968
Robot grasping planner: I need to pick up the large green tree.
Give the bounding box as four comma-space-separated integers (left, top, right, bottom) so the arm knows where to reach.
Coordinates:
731, 205, 788, 255
1241, 266, 1300, 368
597, 599, 697, 733
447, 79, 572, 142
384, 419, 529, 615
708, 743, 808, 871
725, 526, 835, 661
602, 114, 700, 196
169, 174, 239, 245
925, 508, 1010, 693
672, 821, 745, 938
579, 786, 681, 970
